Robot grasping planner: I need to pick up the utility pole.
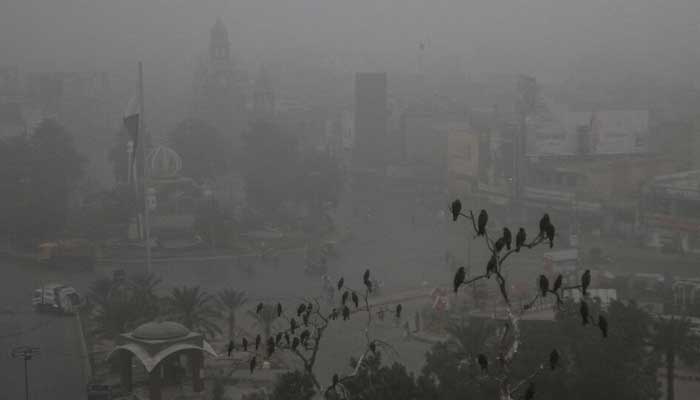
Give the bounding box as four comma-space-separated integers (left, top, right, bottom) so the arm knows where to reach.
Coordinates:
139, 61, 152, 274
12, 345, 40, 400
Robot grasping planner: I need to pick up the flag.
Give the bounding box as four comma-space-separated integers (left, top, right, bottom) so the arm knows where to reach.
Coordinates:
123, 96, 139, 175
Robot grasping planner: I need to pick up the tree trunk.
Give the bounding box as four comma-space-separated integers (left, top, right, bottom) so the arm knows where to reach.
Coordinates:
228, 313, 235, 339
666, 349, 675, 400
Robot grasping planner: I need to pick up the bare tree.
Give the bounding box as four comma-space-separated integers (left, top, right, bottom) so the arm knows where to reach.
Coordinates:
449, 200, 605, 400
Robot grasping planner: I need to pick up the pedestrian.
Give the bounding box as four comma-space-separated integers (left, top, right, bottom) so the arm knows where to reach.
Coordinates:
227, 340, 234, 357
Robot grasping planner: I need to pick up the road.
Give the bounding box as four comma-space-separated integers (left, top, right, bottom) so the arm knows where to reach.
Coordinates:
0, 261, 94, 400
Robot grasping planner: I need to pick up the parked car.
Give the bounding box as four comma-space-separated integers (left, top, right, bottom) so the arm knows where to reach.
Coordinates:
33, 283, 82, 314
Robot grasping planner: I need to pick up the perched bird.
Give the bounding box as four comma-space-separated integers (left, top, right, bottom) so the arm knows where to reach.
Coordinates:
291, 337, 300, 351
524, 382, 535, 400
332, 373, 339, 388
351, 292, 359, 308
453, 267, 466, 293
598, 315, 608, 338
369, 341, 377, 354
342, 305, 350, 321
267, 337, 275, 357
249, 356, 257, 374
539, 214, 551, 238
549, 349, 559, 370
580, 300, 589, 325
300, 329, 310, 345
494, 237, 506, 253
486, 254, 498, 277
277, 303, 283, 318
284, 332, 290, 346
255, 334, 261, 350
477, 354, 488, 372
302, 312, 310, 327
242, 337, 248, 352
276, 332, 283, 346
227, 340, 234, 357
516, 228, 527, 252
307, 303, 313, 313
342, 291, 349, 306
330, 308, 338, 320
552, 274, 563, 293
503, 227, 512, 250
363, 269, 372, 292
545, 223, 555, 248
290, 318, 298, 334
451, 199, 462, 221
337, 277, 344, 291
297, 303, 307, 317
256, 302, 264, 314
477, 209, 488, 236
581, 270, 591, 296
538, 275, 550, 297
395, 304, 403, 319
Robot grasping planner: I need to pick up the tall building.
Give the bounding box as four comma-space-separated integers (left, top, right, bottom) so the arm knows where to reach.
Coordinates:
353, 72, 387, 169
193, 19, 247, 146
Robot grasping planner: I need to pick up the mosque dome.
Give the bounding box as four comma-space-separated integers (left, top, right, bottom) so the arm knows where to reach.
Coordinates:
147, 145, 182, 178
132, 321, 190, 340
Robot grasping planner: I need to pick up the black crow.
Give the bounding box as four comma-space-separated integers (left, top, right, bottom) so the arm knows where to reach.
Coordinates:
227, 340, 234, 357
524, 382, 535, 400
291, 337, 299, 351
255, 334, 261, 350
539, 275, 550, 297
249, 356, 256, 374
581, 270, 591, 296
453, 267, 466, 293
369, 341, 376, 354
332, 373, 339, 388
342, 291, 349, 306
477, 209, 488, 236
494, 237, 506, 253
580, 300, 589, 325
242, 337, 248, 352
552, 274, 563, 293
256, 302, 264, 314
277, 303, 283, 317
477, 354, 488, 372
395, 304, 403, 319
451, 199, 462, 221
486, 254, 498, 277
539, 213, 550, 238
503, 227, 512, 250
549, 349, 559, 370
598, 315, 608, 338
337, 277, 344, 291
342, 305, 350, 321
297, 303, 306, 317
351, 292, 359, 308
290, 318, 298, 334
516, 228, 527, 252
545, 223, 555, 248
330, 308, 338, 320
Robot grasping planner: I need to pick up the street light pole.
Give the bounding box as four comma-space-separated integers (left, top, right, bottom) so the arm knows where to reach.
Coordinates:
138, 61, 152, 274
12, 346, 40, 400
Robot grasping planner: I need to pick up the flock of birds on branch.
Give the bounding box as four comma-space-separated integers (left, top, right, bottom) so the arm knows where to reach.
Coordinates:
448, 199, 608, 400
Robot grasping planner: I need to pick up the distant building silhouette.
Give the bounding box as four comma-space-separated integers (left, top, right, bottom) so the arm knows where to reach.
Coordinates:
353, 72, 387, 170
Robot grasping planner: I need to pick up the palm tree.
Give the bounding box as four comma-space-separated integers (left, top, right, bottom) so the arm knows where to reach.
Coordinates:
88, 277, 121, 309
168, 286, 222, 339
217, 289, 248, 339
651, 315, 700, 400
127, 272, 162, 320
92, 295, 140, 340
247, 303, 279, 341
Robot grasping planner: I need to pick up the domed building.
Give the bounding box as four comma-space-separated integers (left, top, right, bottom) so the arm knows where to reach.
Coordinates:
107, 321, 217, 400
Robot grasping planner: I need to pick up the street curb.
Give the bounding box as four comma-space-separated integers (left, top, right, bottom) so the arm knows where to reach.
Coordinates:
75, 311, 92, 383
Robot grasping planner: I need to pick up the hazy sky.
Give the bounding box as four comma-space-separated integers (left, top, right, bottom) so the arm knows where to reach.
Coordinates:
2, 0, 699, 83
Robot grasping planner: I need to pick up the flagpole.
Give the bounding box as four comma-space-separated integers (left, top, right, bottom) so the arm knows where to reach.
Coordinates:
139, 61, 152, 274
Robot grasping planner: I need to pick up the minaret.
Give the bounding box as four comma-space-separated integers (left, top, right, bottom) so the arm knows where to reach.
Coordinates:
252, 66, 274, 121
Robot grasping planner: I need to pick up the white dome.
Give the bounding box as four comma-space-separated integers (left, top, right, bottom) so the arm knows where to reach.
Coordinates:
147, 145, 182, 178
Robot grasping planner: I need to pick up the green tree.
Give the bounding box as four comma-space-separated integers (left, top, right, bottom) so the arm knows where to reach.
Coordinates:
167, 286, 222, 338
168, 118, 231, 181
335, 352, 421, 400
127, 272, 162, 321
217, 289, 248, 339
650, 314, 700, 400
247, 303, 279, 342
271, 370, 315, 400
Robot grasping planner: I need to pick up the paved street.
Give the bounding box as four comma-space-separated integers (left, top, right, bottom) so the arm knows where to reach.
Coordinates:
0, 261, 94, 400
